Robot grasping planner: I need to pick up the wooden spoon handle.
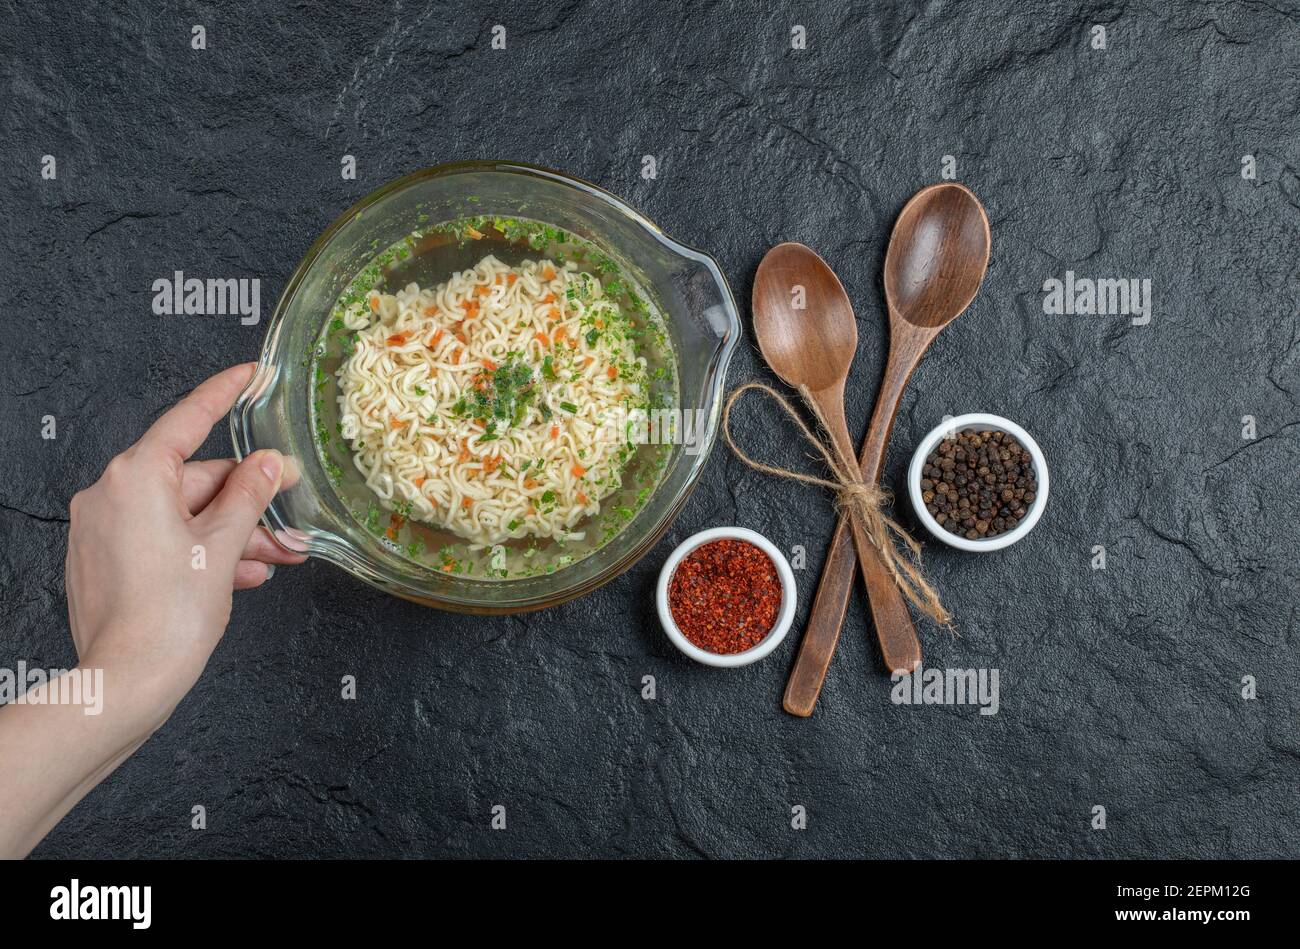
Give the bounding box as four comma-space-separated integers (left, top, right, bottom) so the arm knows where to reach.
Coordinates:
851, 338, 925, 673
782, 507, 921, 716
783, 514, 855, 716
852, 516, 923, 673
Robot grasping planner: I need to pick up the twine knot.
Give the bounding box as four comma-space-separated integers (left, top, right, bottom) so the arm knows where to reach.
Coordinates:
722, 381, 951, 627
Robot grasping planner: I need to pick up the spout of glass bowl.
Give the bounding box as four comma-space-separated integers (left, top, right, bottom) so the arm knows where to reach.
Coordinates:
652, 240, 743, 469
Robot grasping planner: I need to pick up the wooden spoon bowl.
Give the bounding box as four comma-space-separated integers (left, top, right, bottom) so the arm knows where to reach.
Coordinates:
752, 244, 858, 395
885, 184, 991, 329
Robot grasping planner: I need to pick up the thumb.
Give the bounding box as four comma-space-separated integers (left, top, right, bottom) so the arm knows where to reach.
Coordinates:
199, 449, 284, 549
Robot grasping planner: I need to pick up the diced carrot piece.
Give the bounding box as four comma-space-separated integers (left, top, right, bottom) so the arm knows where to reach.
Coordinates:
461, 497, 474, 509
426, 328, 444, 347
467, 226, 483, 239
507, 274, 517, 285
483, 456, 502, 474
386, 333, 407, 345
549, 424, 559, 439
548, 307, 559, 321
571, 464, 586, 478
390, 514, 407, 530
595, 319, 604, 330
524, 478, 539, 489
385, 526, 398, 540
526, 504, 536, 515
482, 358, 498, 371
495, 275, 503, 285
542, 293, 555, 304
453, 348, 463, 364
457, 438, 470, 463
541, 266, 556, 281
421, 304, 437, 316
390, 418, 404, 429
475, 285, 489, 297
553, 326, 566, 344
413, 476, 426, 487
584, 356, 594, 367
369, 297, 380, 311
576, 491, 588, 505
607, 365, 618, 380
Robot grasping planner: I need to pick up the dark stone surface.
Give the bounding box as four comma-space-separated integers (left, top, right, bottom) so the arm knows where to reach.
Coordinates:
2, 1, 1297, 858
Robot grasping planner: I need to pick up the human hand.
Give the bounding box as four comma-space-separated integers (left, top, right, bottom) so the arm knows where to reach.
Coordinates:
0, 363, 307, 859
65, 362, 306, 725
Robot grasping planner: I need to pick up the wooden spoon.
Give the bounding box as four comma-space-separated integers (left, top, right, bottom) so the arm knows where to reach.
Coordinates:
751, 243, 923, 678
782, 182, 991, 716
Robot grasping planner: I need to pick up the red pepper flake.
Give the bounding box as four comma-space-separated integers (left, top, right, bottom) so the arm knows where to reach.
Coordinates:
668, 539, 781, 655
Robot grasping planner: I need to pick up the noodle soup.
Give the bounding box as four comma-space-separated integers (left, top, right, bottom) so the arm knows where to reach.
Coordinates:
309, 217, 677, 579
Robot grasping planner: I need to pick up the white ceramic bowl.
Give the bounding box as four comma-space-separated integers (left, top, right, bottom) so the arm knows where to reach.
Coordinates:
655, 527, 796, 667
907, 413, 1049, 552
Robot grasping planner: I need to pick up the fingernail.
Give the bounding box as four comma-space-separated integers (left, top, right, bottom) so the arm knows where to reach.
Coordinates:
258, 450, 284, 484
265, 564, 276, 580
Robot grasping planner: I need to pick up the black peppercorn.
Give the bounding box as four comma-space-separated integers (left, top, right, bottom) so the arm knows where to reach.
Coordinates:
920, 428, 1038, 541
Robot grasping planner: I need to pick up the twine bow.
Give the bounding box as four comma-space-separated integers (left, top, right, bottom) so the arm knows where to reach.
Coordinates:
722, 381, 951, 627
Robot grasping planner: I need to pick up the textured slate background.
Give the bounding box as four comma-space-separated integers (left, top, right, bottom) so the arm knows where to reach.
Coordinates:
2, 0, 1297, 858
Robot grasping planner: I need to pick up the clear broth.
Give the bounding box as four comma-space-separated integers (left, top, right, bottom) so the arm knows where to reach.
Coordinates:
309, 217, 678, 580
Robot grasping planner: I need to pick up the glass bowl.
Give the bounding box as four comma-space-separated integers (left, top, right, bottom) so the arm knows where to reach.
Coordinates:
229, 160, 741, 613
